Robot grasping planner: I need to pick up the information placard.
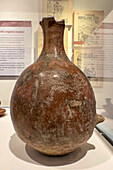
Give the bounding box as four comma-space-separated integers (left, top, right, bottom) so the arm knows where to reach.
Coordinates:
73, 10, 104, 80
0, 21, 32, 76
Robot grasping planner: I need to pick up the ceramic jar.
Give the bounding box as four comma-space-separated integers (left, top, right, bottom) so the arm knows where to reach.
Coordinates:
10, 17, 104, 156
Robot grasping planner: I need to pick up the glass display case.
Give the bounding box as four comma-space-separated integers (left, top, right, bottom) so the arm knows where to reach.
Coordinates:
0, 0, 113, 169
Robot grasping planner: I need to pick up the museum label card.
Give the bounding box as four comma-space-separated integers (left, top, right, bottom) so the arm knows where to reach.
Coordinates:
0, 21, 32, 76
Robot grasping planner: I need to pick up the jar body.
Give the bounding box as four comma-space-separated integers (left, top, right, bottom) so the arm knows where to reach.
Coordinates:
10, 17, 103, 156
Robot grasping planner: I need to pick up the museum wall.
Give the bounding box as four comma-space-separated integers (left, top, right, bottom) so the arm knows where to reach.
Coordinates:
0, 0, 113, 108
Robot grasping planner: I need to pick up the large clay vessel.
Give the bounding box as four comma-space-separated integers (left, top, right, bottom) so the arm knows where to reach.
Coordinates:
10, 17, 104, 156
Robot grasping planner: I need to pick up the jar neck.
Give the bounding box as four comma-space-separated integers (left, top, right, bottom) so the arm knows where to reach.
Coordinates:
40, 17, 66, 56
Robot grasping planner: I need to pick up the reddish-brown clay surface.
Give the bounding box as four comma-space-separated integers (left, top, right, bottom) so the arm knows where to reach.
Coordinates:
10, 17, 104, 156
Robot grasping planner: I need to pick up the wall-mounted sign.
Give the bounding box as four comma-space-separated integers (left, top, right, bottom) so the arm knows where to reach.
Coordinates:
0, 21, 32, 76
73, 10, 104, 81
73, 10, 104, 46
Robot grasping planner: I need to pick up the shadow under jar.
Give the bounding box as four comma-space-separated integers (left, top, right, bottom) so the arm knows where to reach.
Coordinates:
10, 17, 104, 156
